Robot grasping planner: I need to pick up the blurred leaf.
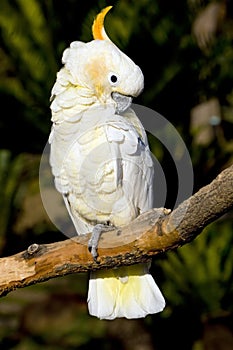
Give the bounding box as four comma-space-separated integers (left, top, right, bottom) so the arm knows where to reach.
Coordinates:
0, 150, 25, 243
159, 216, 233, 315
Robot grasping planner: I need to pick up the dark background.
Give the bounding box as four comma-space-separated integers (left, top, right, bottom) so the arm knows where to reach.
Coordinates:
0, 0, 232, 349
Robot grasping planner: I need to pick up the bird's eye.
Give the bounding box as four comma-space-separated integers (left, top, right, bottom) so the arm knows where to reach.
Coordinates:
108, 73, 119, 85
110, 75, 118, 83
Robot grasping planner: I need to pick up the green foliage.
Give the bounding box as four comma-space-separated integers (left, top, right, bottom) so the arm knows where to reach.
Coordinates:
0, 150, 25, 245
0, 0, 58, 152
159, 218, 233, 315
0, 0, 232, 348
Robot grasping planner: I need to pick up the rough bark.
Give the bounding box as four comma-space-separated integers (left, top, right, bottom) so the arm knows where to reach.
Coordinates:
0, 164, 232, 297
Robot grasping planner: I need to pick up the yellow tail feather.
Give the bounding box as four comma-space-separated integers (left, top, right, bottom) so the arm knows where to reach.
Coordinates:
87, 263, 165, 320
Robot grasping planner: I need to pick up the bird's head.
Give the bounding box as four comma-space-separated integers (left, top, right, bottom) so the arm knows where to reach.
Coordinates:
59, 6, 144, 114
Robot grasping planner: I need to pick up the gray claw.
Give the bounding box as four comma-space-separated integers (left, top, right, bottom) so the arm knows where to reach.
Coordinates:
88, 224, 115, 261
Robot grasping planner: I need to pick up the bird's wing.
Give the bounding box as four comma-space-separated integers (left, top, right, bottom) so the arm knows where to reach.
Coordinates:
50, 107, 154, 233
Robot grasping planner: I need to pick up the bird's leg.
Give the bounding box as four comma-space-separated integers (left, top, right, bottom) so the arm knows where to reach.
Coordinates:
88, 223, 115, 261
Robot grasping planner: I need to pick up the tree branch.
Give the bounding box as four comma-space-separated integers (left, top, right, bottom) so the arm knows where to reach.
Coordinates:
0, 164, 232, 297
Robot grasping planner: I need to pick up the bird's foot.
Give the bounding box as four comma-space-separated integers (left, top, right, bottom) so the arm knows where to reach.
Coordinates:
88, 223, 115, 262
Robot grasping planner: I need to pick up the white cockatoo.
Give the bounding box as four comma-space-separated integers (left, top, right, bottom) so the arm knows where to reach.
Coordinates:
49, 6, 165, 319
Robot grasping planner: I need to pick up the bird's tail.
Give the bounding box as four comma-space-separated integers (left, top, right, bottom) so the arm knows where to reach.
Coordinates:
87, 263, 165, 320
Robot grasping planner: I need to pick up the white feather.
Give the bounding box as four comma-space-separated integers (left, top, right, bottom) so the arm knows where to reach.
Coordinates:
49, 32, 165, 319
88, 264, 165, 320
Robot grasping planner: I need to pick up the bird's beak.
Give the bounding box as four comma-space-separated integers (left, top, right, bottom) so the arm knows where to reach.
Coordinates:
111, 92, 132, 113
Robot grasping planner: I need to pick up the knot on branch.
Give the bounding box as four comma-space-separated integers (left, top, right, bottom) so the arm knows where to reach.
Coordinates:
23, 243, 45, 260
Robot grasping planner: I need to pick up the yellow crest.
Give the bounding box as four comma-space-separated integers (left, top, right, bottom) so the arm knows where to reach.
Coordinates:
92, 6, 112, 40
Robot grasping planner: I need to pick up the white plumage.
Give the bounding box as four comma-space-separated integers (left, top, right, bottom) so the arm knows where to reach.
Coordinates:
49, 6, 165, 319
